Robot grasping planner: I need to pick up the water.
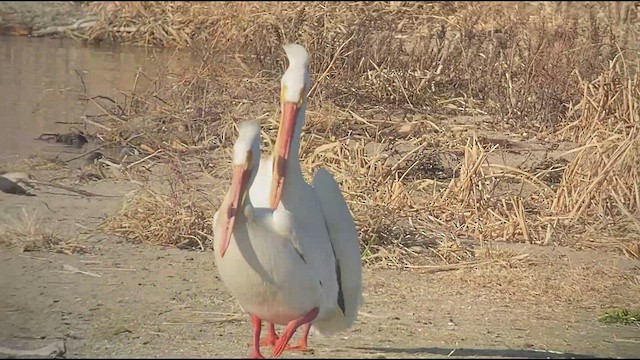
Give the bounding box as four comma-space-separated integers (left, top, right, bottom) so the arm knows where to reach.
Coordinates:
0, 36, 192, 163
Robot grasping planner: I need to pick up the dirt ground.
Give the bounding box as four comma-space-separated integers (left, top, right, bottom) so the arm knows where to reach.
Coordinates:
0, 162, 639, 359
1, 2, 639, 359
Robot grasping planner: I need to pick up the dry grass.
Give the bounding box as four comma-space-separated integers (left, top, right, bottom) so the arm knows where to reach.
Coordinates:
0, 155, 68, 174
76, 2, 640, 266
99, 186, 213, 250
99, 156, 217, 250
83, 2, 639, 125
0, 208, 84, 254
425, 56, 640, 247
451, 259, 640, 310
553, 58, 640, 232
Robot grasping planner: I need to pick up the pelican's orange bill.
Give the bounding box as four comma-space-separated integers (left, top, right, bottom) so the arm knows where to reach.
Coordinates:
219, 163, 251, 258
269, 101, 299, 209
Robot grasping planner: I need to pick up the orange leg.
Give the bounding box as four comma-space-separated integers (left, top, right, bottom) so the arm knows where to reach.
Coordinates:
259, 323, 279, 346
259, 322, 310, 353
271, 308, 319, 358
284, 322, 312, 351
248, 315, 265, 359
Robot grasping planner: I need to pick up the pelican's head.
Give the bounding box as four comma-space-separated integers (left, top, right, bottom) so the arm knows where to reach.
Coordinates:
270, 43, 311, 208
218, 120, 261, 258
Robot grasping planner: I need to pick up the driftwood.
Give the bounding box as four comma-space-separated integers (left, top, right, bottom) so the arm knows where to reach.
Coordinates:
30, 180, 119, 198
30, 16, 99, 37
0, 172, 118, 198
0, 340, 65, 359
29, 16, 139, 38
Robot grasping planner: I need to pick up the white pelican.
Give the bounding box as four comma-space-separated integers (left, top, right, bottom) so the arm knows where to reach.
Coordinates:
213, 120, 323, 358
249, 43, 364, 356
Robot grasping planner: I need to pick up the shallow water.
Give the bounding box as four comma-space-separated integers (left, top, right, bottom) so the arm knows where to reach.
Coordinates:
0, 36, 192, 163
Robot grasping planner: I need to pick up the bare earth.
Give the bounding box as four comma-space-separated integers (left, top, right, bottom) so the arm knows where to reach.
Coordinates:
0, 164, 639, 359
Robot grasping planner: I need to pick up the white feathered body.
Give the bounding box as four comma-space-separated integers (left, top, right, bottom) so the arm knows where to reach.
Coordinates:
213, 182, 322, 324
250, 154, 363, 336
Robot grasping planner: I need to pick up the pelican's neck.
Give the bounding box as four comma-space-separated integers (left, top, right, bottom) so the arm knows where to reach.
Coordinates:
241, 147, 260, 211
282, 101, 307, 193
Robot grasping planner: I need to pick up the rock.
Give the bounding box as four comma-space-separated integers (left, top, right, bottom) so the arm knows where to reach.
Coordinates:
0, 171, 35, 189
0, 176, 35, 196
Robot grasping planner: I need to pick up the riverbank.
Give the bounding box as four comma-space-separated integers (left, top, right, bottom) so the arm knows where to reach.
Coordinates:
0, 2, 94, 36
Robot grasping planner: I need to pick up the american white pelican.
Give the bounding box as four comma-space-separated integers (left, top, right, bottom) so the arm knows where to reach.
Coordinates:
249, 43, 364, 356
213, 120, 324, 358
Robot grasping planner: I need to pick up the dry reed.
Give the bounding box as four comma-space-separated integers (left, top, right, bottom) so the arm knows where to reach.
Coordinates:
99, 156, 217, 250
0, 209, 84, 254
79, 2, 640, 265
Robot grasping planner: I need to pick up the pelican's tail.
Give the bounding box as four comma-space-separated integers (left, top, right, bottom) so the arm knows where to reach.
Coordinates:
308, 302, 360, 336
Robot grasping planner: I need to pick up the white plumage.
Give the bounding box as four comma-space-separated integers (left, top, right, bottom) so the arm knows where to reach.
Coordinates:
213, 43, 363, 358
257, 43, 364, 347
213, 120, 323, 358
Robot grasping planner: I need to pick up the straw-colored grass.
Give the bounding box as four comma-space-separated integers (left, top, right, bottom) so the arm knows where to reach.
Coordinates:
78, 2, 640, 266
0, 209, 84, 254
99, 186, 214, 250
83, 2, 638, 124
452, 258, 640, 311
99, 157, 217, 250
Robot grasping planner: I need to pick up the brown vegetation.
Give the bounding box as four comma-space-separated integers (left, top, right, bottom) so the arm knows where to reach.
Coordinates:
78, 2, 640, 266
0, 208, 86, 254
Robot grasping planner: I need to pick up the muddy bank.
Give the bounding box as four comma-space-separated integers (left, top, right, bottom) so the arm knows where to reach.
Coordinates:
0, 2, 93, 36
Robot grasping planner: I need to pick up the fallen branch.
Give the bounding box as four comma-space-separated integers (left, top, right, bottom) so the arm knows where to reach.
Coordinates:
162, 314, 244, 324
30, 16, 99, 37
30, 180, 119, 198
83, 117, 113, 132
60, 264, 102, 278
63, 147, 104, 163
90, 267, 137, 272
404, 254, 530, 272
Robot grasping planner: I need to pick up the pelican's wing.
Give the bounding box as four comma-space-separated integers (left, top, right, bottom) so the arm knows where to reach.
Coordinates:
246, 206, 307, 264
312, 167, 363, 326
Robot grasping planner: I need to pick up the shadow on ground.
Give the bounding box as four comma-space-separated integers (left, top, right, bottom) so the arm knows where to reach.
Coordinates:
351, 346, 602, 359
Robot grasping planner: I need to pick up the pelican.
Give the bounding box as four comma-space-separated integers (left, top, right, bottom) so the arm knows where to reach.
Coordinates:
249, 43, 364, 356
213, 120, 323, 359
